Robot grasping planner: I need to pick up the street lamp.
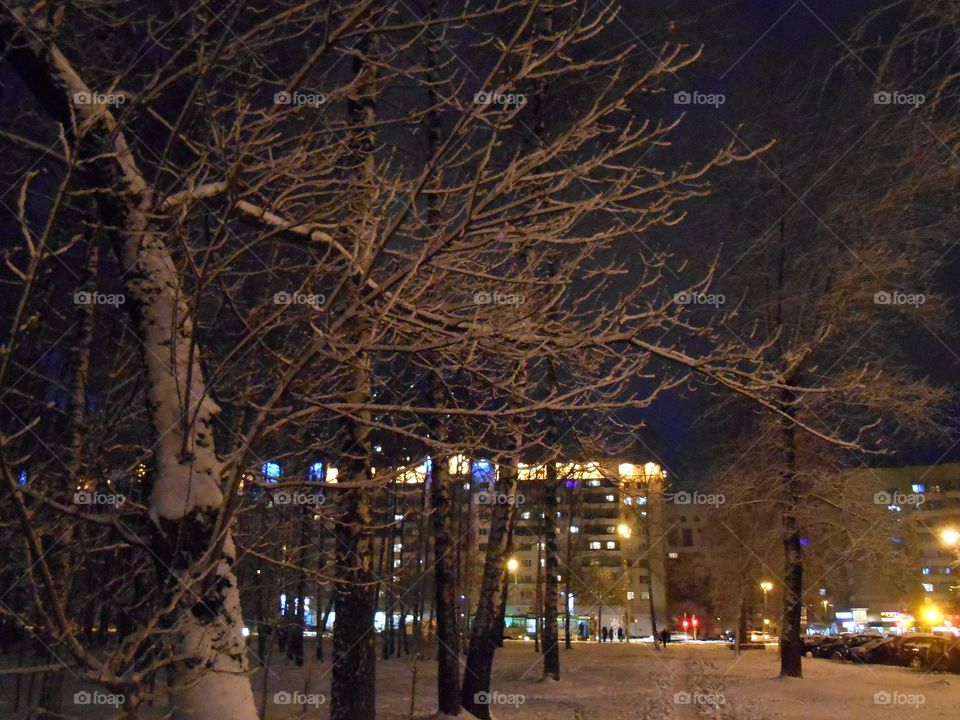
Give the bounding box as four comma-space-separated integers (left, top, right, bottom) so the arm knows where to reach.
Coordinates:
939, 528, 960, 547
617, 523, 631, 538
760, 581, 773, 621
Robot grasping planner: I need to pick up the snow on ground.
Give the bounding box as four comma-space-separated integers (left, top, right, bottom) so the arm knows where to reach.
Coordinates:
6, 640, 959, 718
249, 640, 960, 719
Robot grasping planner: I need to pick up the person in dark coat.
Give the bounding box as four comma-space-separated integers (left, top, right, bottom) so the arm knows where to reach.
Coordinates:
660, 628, 670, 646
618, 626, 625, 642
601, 626, 608, 642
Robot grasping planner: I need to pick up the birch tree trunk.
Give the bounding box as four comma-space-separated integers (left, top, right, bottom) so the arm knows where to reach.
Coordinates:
461, 458, 519, 719
0, 14, 257, 719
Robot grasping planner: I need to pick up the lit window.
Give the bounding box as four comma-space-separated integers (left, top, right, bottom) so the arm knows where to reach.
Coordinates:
922, 567, 931, 575
605, 494, 615, 502
570, 526, 580, 533
309, 462, 324, 481
522, 511, 531, 520
589, 541, 601, 550
261, 462, 281, 480
668, 552, 679, 559
606, 541, 616, 549
588, 479, 601, 487
923, 583, 934, 592
912, 484, 925, 493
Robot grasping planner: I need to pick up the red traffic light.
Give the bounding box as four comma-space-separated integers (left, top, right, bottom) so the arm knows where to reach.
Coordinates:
681, 619, 689, 629
692, 616, 699, 627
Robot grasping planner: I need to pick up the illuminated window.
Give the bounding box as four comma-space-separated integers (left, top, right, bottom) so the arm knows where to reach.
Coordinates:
471, 459, 494, 485
923, 583, 934, 592
309, 462, 324, 481
589, 541, 601, 550
588, 479, 601, 487
668, 552, 679, 559
605, 494, 615, 502
912, 484, 925, 493
261, 462, 281, 481
570, 526, 580, 533
606, 541, 616, 549
922, 567, 931, 575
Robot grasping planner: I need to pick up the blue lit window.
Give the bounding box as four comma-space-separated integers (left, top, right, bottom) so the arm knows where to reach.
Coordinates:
309, 462, 324, 481
912, 484, 925, 493
261, 462, 281, 481
799, 538, 809, 546
17, 469, 28, 486
424, 456, 432, 473
946, 568, 952, 575
922, 567, 931, 575
471, 459, 493, 485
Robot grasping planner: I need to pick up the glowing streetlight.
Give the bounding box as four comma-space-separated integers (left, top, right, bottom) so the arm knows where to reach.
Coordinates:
506, 557, 519, 573
617, 523, 631, 538
939, 528, 960, 547
760, 581, 773, 621
922, 605, 943, 626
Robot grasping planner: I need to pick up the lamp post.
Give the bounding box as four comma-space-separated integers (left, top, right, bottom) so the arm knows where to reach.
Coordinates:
760, 581, 773, 626
617, 523, 631, 640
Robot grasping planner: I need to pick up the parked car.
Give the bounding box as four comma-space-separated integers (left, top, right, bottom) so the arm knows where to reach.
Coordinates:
919, 637, 960, 673
814, 634, 877, 660
802, 635, 829, 657
900, 635, 952, 669
849, 633, 942, 666
850, 636, 900, 664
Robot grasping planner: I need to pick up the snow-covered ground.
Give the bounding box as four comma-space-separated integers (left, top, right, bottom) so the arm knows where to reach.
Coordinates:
6, 640, 959, 718
249, 639, 960, 719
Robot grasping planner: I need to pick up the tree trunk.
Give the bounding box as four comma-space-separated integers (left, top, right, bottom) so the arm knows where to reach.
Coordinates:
330, 362, 377, 720
2, 19, 257, 719
542, 463, 561, 678
779, 415, 803, 678
461, 458, 518, 719
430, 445, 461, 715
